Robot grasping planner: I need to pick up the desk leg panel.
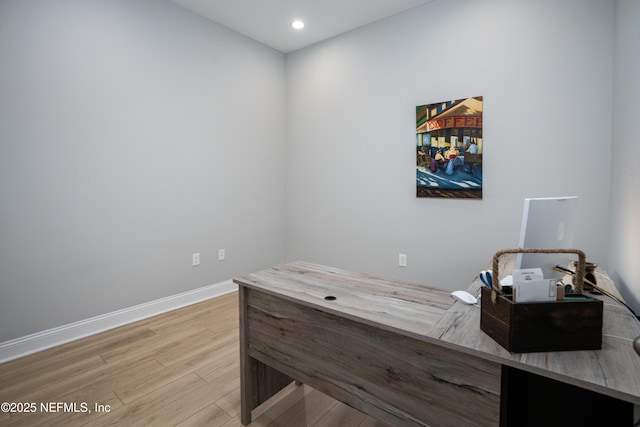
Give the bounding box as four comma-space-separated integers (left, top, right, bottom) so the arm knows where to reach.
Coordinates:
245, 289, 501, 427
240, 287, 294, 425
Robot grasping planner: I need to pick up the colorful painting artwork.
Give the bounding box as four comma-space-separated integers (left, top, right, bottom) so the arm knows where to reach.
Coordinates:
416, 96, 483, 199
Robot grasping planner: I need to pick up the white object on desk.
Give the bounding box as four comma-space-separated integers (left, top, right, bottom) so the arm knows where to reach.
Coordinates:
451, 290, 477, 305
500, 275, 513, 286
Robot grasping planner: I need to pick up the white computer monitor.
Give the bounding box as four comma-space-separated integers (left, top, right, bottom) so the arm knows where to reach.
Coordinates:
515, 196, 579, 278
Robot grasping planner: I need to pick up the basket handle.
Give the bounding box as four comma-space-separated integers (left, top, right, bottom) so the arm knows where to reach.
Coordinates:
490, 248, 586, 303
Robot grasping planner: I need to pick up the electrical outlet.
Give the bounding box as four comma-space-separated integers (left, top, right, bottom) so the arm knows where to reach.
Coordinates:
192, 253, 200, 266
218, 248, 225, 261
399, 253, 407, 267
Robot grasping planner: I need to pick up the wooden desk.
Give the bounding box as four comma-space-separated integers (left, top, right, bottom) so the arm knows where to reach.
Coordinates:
235, 261, 640, 426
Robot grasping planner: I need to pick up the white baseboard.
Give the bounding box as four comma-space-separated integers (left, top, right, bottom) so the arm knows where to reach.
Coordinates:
0, 280, 238, 364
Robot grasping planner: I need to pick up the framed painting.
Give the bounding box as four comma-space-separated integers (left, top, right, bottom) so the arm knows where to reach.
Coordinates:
416, 96, 483, 199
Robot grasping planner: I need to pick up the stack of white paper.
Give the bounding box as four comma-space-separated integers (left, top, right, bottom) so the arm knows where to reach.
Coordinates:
513, 268, 557, 303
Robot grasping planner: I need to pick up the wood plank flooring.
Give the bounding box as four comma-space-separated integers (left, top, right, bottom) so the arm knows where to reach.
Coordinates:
0, 292, 389, 427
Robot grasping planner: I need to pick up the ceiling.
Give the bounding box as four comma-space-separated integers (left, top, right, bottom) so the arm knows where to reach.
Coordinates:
168, 0, 433, 53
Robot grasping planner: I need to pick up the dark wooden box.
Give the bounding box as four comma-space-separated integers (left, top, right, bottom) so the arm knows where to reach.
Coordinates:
480, 286, 603, 353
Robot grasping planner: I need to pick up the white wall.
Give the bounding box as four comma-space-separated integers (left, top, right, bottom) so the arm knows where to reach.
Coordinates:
285, 0, 615, 290
608, 0, 640, 311
0, 0, 286, 342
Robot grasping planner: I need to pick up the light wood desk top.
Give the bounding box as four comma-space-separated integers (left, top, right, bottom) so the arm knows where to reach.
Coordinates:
235, 260, 640, 406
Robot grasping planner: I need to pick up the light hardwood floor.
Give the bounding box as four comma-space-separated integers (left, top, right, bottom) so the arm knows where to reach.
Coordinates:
0, 292, 389, 427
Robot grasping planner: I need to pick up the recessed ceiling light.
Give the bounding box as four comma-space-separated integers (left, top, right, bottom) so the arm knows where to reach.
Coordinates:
291, 20, 305, 30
